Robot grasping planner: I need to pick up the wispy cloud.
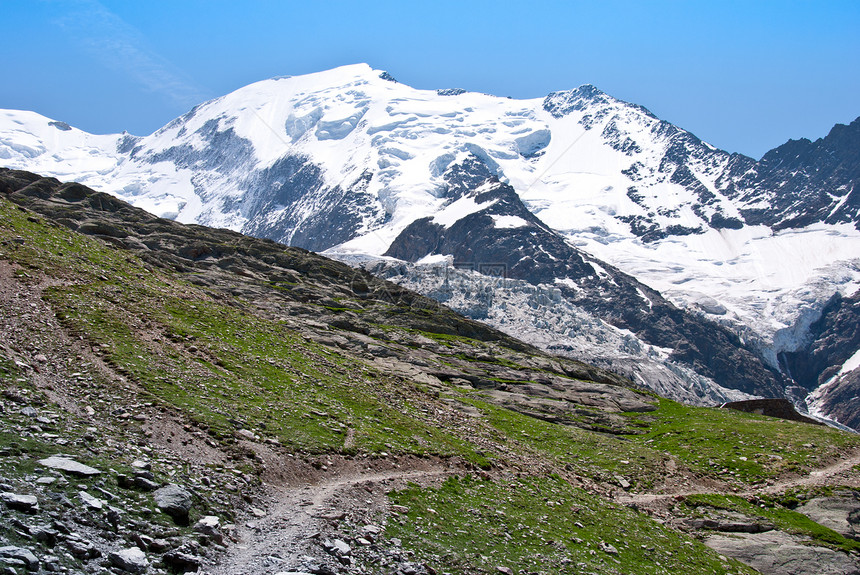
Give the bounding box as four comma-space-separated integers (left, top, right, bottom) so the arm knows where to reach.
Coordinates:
52, 0, 208, 110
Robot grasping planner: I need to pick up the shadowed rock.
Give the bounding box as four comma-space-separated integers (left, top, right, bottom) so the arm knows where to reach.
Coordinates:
153, 484, 193, 525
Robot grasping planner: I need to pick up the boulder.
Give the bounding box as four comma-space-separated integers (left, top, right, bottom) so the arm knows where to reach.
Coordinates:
65, 538, 100, 560
599, 541, 619, 555
162, 549, 202, 572
37, 456, 101, 477
78, 491, 104, 510
31, 526, 58, 546
153, 484, 193, 525
0, 546, 39, 571
134, 476, 159, 491
193, 515, 224, 545
108, 547, 148, 573
20, 406, 39, 418
0, 492, 39, 513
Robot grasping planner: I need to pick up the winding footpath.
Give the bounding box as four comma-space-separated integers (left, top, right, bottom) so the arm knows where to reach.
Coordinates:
211, 466, 453, 575
617, 448, 860, 507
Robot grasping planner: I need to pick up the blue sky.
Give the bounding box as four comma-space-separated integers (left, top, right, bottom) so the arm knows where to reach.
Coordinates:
3, 0, 859, 159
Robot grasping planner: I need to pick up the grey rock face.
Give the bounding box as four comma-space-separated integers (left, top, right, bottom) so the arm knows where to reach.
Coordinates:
781, 291, 860, 392
724, 117, 860, 231
798, 496, 860, 541
706, 530, 860, 575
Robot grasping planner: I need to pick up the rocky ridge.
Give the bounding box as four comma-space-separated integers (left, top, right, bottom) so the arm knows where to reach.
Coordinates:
384, 172, 787, 400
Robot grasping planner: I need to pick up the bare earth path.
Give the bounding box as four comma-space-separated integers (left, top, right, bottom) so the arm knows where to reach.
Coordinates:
211, 463, 454, 575
760, 449, 860, 494
617, 447, 860, 507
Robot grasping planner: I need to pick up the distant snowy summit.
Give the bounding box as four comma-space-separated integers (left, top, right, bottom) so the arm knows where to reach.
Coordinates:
1, 63, 857, 246
1, 63, 856, 333
1, 63, 859, 426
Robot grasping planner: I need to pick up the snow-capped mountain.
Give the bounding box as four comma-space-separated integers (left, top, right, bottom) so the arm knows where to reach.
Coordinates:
1, 64, 858, 423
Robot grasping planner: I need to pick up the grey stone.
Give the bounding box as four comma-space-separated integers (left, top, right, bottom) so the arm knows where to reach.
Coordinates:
130, 533, 154, 551
93, 485, 117, 501
161, 550, 202, 572
599, 541, 618, 554
153, 484, 193, 525
65, 539, 99, 559
31, 527, 58, 546
193, 515, 223, 544
0, 546, 39, 571
706, 530, 860, 575
37, 456, 101, 477
685, 517, 774, 533
134, 476, 159, 491
613, 474, 631, 489
134, 469, 155, 481
108, 547, 148, 573
798, 496, 860, 541
20, 406, 38, 418
1, 492, 39, 513
716, 520, 775, 533
193, 515, 220, 531
78, 491, 104, 510
149, 539, 170, 553
332, 538, 351, 556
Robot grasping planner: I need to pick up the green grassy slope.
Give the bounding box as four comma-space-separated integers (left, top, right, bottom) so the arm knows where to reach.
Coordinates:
2, 168, 859, 574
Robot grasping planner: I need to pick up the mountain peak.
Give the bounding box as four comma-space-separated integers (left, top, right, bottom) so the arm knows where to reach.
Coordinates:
542, 84, 610, 118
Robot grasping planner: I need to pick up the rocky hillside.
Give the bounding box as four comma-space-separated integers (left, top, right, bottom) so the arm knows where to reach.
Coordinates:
1, 169, 860, 575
